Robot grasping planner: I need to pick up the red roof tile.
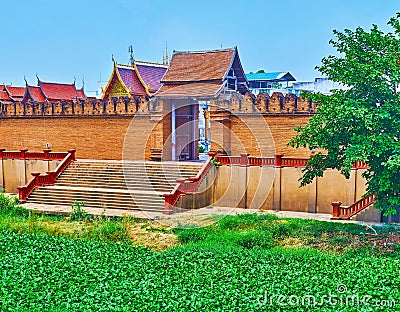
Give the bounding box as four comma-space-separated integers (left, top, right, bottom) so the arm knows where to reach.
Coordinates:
76, 89, 85, 99
161, 48, 235, 83
156, 83, 224, 98
28, 86, 46, 102
135, 62, 168, 92
116, 65, 146, 95
0, 90, 12, 101
39, 82, 86, 101
5, 86, 25, 99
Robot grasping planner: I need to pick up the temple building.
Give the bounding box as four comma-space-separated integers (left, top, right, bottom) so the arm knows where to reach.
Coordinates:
0, 85, 26, 103
157, 47, 248, 98
102, 59, 168, 99
22, 78, 85, 103
0, 87, 12, 104
153, 47, 249, 161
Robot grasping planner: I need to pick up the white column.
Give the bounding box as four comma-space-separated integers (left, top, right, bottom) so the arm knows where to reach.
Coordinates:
171, 102, 176, 161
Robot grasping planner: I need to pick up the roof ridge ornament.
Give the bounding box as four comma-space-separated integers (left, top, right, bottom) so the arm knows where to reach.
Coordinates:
165, 42, 169, 65
129, 45, 134, 66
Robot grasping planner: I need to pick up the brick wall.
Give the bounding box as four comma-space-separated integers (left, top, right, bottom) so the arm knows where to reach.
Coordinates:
226, 114, 311, 157
0, 92, 315, 160
0, 117, 138, 159
264, 115, 312, 157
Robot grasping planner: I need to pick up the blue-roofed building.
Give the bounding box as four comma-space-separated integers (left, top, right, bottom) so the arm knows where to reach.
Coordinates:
246, 72, 296, 95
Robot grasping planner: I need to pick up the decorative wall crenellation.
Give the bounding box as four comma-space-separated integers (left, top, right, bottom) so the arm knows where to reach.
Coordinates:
211, 92, 315, 114
0, 96, 148, 118
0, 92, 315, 118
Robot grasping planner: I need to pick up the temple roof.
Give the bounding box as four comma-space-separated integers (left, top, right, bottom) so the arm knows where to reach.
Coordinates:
135, 61, 168, 94
116, 65, 146, 95
155, 82, 224, 99
23, 86, 46, 102
0, 90, 12, 102
161, 48, 238, 83
4, 86, 25, 100
39, 81, 86, 101
76, 88, 85, 99
102, 60, 168, 99
157, 47, 249, 98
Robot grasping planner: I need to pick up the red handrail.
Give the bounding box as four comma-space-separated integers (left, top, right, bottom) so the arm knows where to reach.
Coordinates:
17, 149, 76, 201
216, 156, 241, 165
215, 154, 309, 167
214, 154, 368, 169
1, 149, 68, 161
331, 194, 376, 220
163, 155, 214, 213
281, 158, 309, 167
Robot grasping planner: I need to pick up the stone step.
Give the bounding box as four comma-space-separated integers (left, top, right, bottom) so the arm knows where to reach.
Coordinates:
27, 199, 164, 212
29, 189, 165, 212
30, 185, 165, 196
57, 175, 179, 184
28, 195, 165, 207
26, 160, 203, 213
53, 183, 172, 192
45, 183, 174, 193
58, 173, 194, 180
59, 168, 198, 177
55, 178, 177, 186
59, 171, 198, 178
68, 164, 202, 171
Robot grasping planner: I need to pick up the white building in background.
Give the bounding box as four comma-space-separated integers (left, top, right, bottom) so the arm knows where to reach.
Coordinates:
247, 72, 347, 96
292, 78, 347, 95
246, 72, 296, 95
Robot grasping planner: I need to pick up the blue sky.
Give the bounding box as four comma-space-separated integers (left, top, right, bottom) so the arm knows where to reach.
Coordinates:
1, 0, 399, 96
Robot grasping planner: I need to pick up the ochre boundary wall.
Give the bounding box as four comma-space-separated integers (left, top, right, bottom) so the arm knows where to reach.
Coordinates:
1, 92, 315, 160
0, 149, 65, 193
213, 154, 370, 215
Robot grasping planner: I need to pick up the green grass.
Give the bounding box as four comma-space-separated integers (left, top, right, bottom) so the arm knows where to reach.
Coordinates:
1, 194, 399, 311
175, 213, 400, 256
1, 230, 399, 311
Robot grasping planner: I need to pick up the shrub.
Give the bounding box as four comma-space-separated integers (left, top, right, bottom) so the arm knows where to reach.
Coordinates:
89, 219, 129, 242
0, 194, 28, 217
233, 230, 274, 249
70, 201, 92, 221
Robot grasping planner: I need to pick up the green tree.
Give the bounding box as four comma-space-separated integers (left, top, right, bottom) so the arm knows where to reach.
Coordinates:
289, 14, 400, 215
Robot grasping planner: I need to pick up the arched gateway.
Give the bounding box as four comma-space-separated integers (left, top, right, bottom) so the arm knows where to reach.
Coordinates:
153, 47, 249, 161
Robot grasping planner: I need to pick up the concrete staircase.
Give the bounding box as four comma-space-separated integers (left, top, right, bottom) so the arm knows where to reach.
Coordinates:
27, 160, 203, 212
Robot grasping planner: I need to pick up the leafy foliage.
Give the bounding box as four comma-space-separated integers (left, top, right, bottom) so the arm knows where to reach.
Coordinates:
70, 200, 92, 221
0, 194, 28, 218
0, 213, 399, 310
210, 158, 221, 168
0, 224, 399, 311
289, 14, 400, 215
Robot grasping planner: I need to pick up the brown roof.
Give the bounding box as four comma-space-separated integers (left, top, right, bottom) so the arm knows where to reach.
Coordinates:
161, 48, 236, 83
156, 83, 223, 98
